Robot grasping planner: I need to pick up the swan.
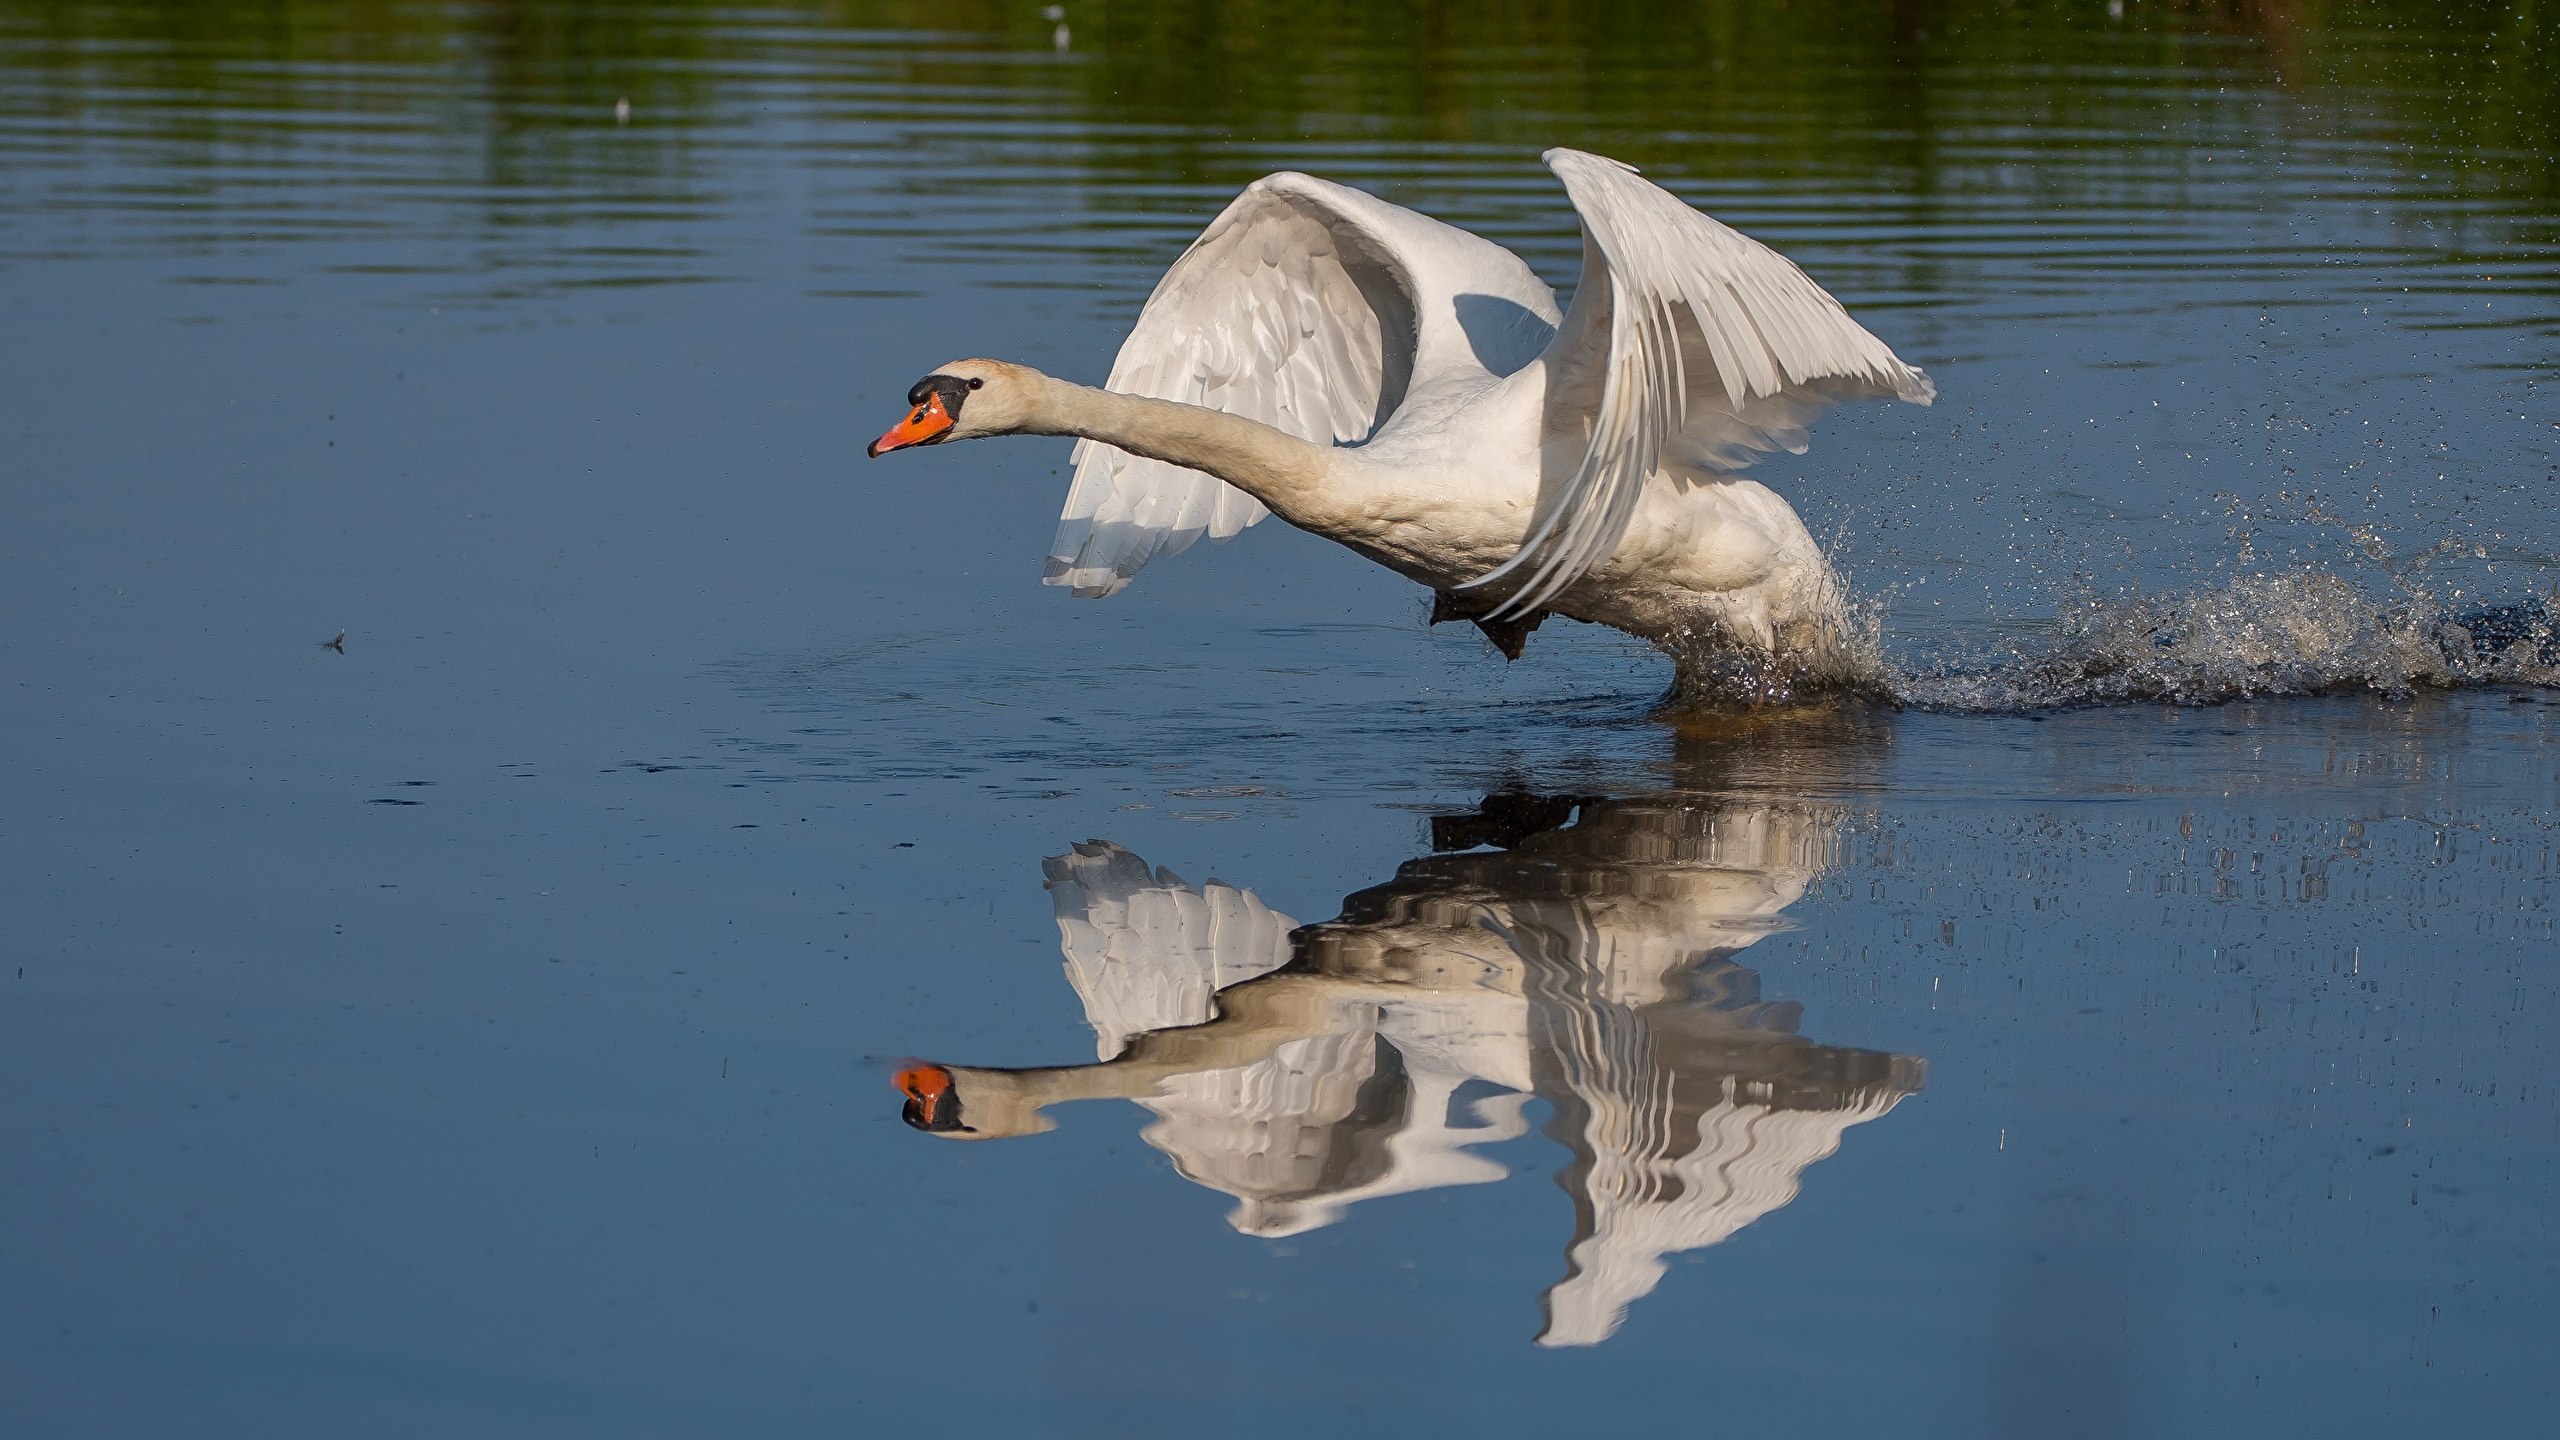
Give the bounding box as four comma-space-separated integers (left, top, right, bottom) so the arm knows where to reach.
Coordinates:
867, 149, 1933, 697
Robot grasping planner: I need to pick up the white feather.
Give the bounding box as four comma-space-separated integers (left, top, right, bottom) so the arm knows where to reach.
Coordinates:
1046, 180, 1404, 596
1046, 170, 1552, 597
1460, 149, 1933, 620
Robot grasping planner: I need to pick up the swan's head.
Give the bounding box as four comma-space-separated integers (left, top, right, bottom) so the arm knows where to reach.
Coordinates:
894, 1062, 974, 1134
890, 1060, 1058, 1140
866, 358, 1043, 457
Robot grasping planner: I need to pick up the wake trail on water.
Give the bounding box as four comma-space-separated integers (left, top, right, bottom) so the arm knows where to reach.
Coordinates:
1882, 570, 2560, 713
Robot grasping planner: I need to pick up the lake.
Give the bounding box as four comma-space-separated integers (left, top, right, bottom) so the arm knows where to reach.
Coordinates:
3, 2, 2556, 1435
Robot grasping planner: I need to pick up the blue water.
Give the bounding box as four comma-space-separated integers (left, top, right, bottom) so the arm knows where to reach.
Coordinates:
3, 4, 2556, 1435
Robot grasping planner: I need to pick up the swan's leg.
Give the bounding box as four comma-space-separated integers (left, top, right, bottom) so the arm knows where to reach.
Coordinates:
1474, 611, 1547, 661
1430, 589, 1550, 661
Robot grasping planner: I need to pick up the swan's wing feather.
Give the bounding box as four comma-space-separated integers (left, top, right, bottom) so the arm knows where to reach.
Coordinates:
1462, 149, 1934, 619
1046, 175, 1419, 597
1044, 841, 1301, 1058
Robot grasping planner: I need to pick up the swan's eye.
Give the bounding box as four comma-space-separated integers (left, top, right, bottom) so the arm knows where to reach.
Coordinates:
967, 377, 983, 390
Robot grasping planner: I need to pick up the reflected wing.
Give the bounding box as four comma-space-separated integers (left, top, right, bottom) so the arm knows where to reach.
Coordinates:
1538, 1086, 1915, 1347
1046, 173, 1422, 597
1462, 149, 1935, 619
1043, 841, 1300, 1058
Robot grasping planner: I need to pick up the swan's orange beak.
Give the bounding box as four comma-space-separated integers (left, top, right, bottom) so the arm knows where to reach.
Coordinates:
895, 1062, 971, 1132
867, 392, 955, 457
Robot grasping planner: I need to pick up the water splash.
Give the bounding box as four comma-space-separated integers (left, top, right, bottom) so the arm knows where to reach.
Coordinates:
1894, 571, 2559, 712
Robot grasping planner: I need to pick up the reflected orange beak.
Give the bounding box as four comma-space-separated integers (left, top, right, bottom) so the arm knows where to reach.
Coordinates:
895, 1062, 970, 1132
868, 393, 955, 457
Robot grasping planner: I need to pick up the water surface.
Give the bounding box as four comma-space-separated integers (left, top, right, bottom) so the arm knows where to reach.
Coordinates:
3, 3, 2556, 1435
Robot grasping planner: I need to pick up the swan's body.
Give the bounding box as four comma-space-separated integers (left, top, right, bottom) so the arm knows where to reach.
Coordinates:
869, 149, 1932, 695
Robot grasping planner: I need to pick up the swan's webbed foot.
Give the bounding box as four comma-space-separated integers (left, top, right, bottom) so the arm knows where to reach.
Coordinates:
1430, 589, 1549, 662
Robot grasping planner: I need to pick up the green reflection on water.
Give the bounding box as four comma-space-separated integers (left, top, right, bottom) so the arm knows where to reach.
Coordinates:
1, 0, 2551, 206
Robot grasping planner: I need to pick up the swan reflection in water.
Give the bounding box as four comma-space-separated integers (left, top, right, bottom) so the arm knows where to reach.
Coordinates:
895, 724, 1924, 1346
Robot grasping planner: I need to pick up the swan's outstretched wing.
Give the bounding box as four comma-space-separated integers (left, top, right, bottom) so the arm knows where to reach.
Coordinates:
1044, 841, 1301, 1058
1462, 149, 1935, 620
1047, 172, 1551, 597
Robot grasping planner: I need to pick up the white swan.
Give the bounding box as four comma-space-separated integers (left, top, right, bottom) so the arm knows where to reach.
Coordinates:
867, 148, 1932, 695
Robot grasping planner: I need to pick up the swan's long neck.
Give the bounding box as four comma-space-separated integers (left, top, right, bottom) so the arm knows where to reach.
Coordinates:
928, 974, 1343, 1139
1023, 373, 1339, 524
